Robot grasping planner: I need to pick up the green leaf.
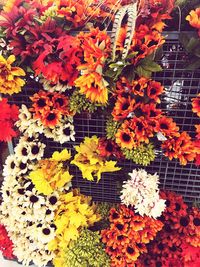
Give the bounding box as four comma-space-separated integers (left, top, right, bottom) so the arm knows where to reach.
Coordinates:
126, 52, 138, 59
140, 59, 162, 72
186, 37, 200, 52
135, 65, 152, 78
179, 32, 191, 49
186, 58, 200, 70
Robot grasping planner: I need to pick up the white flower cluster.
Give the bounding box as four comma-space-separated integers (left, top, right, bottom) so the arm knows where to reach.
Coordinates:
0, 136, 58, 266
16, 104, 75, 143
120, 169, 166, 218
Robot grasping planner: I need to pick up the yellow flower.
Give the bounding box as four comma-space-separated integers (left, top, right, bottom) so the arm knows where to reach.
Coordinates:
48, 189, 101, 257
71, 136, 120, 182
52, 149, 71, 161
29, 149, 73, 195
75, 72, 108, 104
0, 55, 25, 95
29, 169, 53, 195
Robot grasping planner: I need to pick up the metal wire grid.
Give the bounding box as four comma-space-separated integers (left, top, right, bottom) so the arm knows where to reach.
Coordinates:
8, 32, 200, 204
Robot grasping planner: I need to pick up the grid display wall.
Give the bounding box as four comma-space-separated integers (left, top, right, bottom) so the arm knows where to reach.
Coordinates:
9, 32, 200, 204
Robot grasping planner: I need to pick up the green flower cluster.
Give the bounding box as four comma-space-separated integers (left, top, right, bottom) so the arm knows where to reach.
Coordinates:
70, 90, 98, 114
63, 229, 110, 267
40, 6, 58, 21
122, 143, 156, 166
105, 117, 121, 140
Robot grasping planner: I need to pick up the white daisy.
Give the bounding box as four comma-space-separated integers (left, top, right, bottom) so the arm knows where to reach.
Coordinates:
41, 78, 71, 92
2, 155, 19, 177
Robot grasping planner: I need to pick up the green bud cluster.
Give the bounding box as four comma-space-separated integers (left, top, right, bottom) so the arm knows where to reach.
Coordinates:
64, 229, 110, 267
40, 6, 58, 21
70, 90, 98, 114
105, 117, 121, 140
122, 143, 156, 166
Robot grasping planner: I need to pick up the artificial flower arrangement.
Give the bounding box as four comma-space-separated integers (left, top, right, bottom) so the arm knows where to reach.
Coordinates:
0, 0, 200, 267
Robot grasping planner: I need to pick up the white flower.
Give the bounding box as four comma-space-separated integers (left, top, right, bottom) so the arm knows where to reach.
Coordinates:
2, 155, 19, 177
120, 169, 166, 218
56, 122, 75, 143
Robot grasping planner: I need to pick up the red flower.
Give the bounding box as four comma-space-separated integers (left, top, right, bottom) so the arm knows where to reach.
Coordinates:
0, 224, 15, 259
0, 98, 19, 142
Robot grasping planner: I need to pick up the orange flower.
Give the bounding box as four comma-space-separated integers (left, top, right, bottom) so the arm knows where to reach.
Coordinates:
115, 128, 135, 149
186, 8, 200, 31
30, 91, 52, 117
195, 125, 200, 139
112, 97, 136, 121
132, 78, 148, 97
155, 116, 179, 138
147, 80, 164, 103
98, 138, 123, 159
42, 110, 61, 128
162, 132, 196, 165
129, 117, 153, 144
192, 94, 200, 117
75, 72, 108, 104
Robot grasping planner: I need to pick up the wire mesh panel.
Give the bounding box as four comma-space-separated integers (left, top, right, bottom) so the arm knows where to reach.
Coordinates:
8, 32, 200, 204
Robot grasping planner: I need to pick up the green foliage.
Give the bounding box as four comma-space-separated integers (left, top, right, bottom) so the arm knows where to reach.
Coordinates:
63, 229, 110, 267
135, 57, 162, 78
70, 90, 98, 114
122, 143, 156, 166
105, 117, 121, 140
179, 32, 200, 70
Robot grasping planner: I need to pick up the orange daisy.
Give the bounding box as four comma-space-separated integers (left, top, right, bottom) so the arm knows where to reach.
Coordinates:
155, 116, 179, 138
129, 117, 153, 144
162, 132, 196, 165
192, 94, 200, 117
42, 110, 61, 128
147, 80, 164, 103
112, 97, 136, 121
132, 78, 148, 97
115, 128, 135, 150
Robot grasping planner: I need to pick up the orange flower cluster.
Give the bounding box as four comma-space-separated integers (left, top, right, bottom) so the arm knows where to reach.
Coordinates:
192, 93, 200, 117
186, 8, 200, 37
30, 90, 72, 127
194, 125, 200, 166
101, 205, 163, 267
75, 28, 110, 104
112, 77, 180, 150
137, 191, 200, 267
162, 131, 196, 165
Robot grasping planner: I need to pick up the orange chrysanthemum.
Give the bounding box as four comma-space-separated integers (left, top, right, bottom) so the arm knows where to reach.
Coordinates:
162, 132, 196, 165
115, 128, 135, 150
186, 8, 200, 34
155, 116, 179, 138
192, 94, 200, 117
0, 55, 25, 95
75, 72, 108, 104
195, 125, 200, 139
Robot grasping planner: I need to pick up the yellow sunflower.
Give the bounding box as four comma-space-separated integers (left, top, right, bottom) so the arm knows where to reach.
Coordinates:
0, 55, 25, 95
75, 72, 108, 104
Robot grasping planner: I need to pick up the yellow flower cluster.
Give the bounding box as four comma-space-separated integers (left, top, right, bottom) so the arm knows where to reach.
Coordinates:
29, 149, 73, 195
0, 55, 25, 95
48, 189, 101, 267
71, 135, 121, 181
